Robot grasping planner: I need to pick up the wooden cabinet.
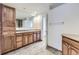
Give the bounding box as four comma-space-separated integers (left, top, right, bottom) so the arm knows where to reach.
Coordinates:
37, 31, 41, 41
69, 46, 79, 55
16, 31, 41, 49
23, 33, 28, 45
2, 36, 15, 53
28, 32, 33, 44
2, 5, 15, 27
33, 32, 37, 42
2, 36, 13, 52
62, 41, 69, 55
16, 33, 23, 48
0, 4, 16, 54
23, 35, 28, 45
62, 36, 79, 55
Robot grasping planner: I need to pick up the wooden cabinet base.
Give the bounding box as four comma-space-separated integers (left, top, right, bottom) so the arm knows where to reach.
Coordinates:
1, 31, 41, 55
1, 40, 42, 55
62, 35, 79, 55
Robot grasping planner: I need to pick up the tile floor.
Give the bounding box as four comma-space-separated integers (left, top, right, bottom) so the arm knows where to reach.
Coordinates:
5, 37, 61, 55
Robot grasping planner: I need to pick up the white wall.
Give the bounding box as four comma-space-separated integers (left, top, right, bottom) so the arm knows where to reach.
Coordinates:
63, 4, 79, 34
33, 15, 42, 29
48, 3, 79, 51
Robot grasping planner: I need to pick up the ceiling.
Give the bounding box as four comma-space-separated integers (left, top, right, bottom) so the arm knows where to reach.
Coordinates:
4, 3, 63, 19
4, 3, 52, 19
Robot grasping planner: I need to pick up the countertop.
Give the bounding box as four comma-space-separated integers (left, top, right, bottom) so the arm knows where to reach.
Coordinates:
62, 34, 79, 42
16, 29, 41, 33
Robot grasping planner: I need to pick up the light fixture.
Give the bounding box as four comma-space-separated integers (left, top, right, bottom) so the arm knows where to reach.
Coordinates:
31, 11, 37, 16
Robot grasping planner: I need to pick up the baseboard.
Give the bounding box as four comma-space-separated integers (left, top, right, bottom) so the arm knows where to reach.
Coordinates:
47, 45, 62, 53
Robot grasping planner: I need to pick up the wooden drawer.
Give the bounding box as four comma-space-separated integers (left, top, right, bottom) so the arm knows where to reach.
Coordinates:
16, 33, 22, 36
17, 42, 22, 48
70, 40, 79, 49
69, 46, 79, 55
63, 36, 79, 49
16, 36, 22, 42
16, 33, 22, 42
16, 38, 22, 42
63, 36, 72, 45
28, 32, 33, 35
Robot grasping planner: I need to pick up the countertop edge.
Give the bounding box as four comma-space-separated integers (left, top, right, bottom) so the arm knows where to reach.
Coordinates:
62, 34, 79, 43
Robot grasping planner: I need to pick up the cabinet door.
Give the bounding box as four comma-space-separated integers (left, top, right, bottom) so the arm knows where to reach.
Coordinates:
23, 34, 28, 45
37, 31, 41, 41
62, 41, 69, 55
33, 32, 37, 42
69, 46, 79, 55
28, 33, 33, 44
2, 36, 14, 53
16, 34, 23, 48
2, 6, 15, 27
2, 6, 15, 36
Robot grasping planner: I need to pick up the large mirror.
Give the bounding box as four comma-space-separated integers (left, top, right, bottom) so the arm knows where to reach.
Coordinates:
16, 10, 34, 30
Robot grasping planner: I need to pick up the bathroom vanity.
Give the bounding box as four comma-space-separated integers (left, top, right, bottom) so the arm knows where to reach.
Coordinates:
62, 34, 79, 55
16, 29, 41, 49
